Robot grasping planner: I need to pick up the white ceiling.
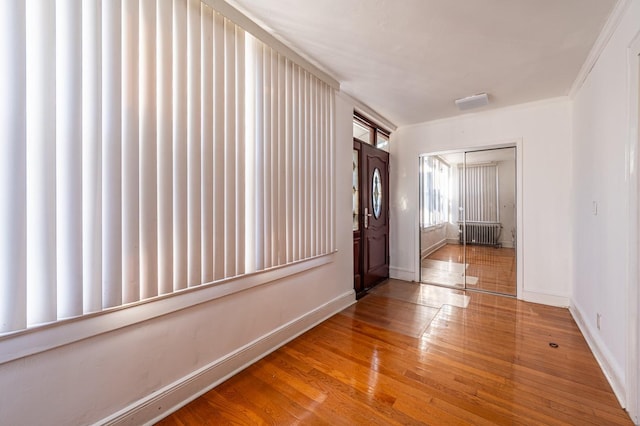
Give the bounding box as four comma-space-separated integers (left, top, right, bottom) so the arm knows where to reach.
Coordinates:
226, 0, 617, 127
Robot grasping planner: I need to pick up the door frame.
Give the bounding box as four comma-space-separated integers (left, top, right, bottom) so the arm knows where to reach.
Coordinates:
353, 139, 390, 296
626, 31, 640, 424
416, 139, 524, 299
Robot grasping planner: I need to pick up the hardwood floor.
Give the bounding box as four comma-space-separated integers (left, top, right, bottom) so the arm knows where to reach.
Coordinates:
423, 243, 517, 296
157, 279, 632, 425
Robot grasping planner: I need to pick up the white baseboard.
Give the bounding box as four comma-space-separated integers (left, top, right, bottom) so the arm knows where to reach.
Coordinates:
99, 291, 356, 426
389, 266, 415, 282
498, 240, 514, 248
569, 302, 627, 411
520, 290, 569, 307
420, 240, 446, 259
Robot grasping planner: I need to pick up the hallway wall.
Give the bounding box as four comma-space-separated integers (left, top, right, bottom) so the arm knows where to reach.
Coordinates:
0, 95, 356, 426
571, 0, 640, 420
390, 98, 573, 306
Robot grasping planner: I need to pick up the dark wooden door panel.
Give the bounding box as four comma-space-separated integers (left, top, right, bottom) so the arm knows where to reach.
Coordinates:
364, 234, 388, 288
361, 143, 389, 290
366, 234, 387, 270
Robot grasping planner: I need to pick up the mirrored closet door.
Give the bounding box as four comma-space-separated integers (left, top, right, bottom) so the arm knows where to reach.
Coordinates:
419, 147, 516, 296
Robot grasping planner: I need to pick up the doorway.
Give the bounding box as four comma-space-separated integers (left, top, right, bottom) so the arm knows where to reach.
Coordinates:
352, 114, 390, 297
353, 140, 389, 296
419, 146, 517, 297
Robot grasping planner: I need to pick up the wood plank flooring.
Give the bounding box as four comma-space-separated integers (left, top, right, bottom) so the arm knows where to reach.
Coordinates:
424, 243, 517, 296
157, 279, 632, 425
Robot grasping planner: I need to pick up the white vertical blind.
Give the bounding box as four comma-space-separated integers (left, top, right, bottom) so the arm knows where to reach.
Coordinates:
462, 164, 498, 222
0, 0, 335, 335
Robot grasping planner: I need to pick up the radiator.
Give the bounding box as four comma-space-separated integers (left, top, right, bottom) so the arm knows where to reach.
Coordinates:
459, 222, 502, 247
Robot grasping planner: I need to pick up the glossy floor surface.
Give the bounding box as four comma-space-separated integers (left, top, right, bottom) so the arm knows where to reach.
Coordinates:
422, 243, 517, 296
158, 279, 631, 425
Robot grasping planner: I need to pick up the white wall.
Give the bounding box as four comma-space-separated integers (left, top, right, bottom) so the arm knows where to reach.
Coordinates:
0, 95, 355, 426
420, 225, 447, 258
571, 0, 640, 419
497, 159, 517, 248
390, 98, 573, 305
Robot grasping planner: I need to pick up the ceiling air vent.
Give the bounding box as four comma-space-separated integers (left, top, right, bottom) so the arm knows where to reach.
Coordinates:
454, 93, 489, 111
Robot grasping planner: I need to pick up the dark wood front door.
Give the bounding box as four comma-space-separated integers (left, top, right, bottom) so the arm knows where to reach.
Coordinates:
356, 142, 389, 292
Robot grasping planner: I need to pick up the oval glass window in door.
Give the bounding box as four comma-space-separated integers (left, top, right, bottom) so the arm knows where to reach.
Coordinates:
372, 167, 382, 218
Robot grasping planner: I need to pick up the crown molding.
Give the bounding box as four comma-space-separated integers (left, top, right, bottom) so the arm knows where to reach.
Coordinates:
569, 0, 633, 99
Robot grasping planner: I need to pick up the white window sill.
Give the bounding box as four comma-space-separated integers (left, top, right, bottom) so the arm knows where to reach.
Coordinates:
0, 251, 337, 365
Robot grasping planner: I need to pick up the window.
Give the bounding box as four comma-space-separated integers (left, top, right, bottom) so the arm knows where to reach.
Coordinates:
460, 163, 498, 222
376, 131, 389, 152
352, 113, 390, 151
420, 156, 450, 227
0, 1, 336, 336
352, 119, 373, 145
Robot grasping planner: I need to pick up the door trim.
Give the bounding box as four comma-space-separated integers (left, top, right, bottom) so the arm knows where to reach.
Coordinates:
626, 30, 640, 424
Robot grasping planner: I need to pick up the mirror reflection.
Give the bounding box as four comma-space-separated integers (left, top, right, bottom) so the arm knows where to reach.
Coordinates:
419, 147, 516, 296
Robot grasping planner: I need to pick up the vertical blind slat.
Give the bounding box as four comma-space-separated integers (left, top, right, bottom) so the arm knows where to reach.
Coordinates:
172, 0, 188, 291
296, 66, 303, 261
304, 71, 311, 257
263, 48, 272, 268
140, 0, 158, 299
223, 17, 236, 277
122, 0, 140, 304
277, 54, 287, 266
254, 42, 264, 271
101, 0, 123, 309
0, 1, 27, 332
157, 0, 174, 296
292, 64, 300, 261
270, 50, 278, 267
310, 78, 316, 256
212, 11, 225, 280
56, 0, 83, 318
243, 35, 256, 274
235, 27, 246, 275
318, 83, 328, 253
285, 59, 294, 264
26, 0, 58, 325
200, 4, 214, 283
82, 0, 102, 314
186, 0, 201, 287
330, 90, 335, 250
